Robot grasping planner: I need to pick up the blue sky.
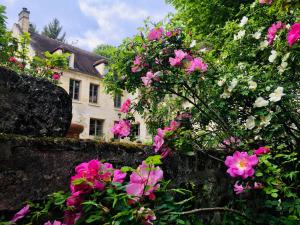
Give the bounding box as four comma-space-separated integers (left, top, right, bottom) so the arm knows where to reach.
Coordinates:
0, 0, 174, 50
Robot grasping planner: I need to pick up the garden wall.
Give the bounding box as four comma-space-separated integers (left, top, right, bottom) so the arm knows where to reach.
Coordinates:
0, 134, 231, 214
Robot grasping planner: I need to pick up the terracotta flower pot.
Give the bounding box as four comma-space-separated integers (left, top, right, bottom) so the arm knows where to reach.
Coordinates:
66, 123, 84, 139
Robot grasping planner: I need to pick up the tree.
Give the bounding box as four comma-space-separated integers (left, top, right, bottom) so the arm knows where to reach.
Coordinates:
29, 23, 38, 33
42, 18, 66, 42
165, 0, 253, 36
94, 44, 117, 60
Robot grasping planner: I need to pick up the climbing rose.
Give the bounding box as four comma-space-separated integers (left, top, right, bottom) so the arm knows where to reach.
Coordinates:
131, 55, 143, 73
126, 161, 163, 199
233, 182, 244, 195
11, 204, 30, 223
113, 169, 127, 183
186, 57, 208, 73
120, 99, 131, 113
267, 21, 285, 45
287, 22, 300, 46
169, 50, 187, 66
111, 120, 131, 138
254, 146, 270, 155
259, 0, 272, 4
52, 73, 60, 80
225, 151, 259, 179
148, 27, 164, 41
141, 71, 155, 86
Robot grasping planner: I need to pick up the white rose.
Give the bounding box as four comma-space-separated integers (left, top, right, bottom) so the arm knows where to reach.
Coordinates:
228, 78, 238, 92
260, 114, 272, 127
253, 31, 261, 40
254, 97, 269, 108
268, 50, 277, 63
239, 16, 248, 27
259, 40, 269, 50
269, 86, 285, 102
245, 116, 256, 130
217, 79, 226, 87
220, 89, 231, 99
234, 30, 246, 40
248, 80, 257, 90
190, 40, 196, 48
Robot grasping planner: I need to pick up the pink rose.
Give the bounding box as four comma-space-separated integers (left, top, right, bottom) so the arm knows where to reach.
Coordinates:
287, 22, 300, 46
111, 120, 131, 138
148, 27, 164, 41
169, 50, 188, 66
11, 204, 30, 223
113, 169, 127, 183
233, 182, 244, 195
267, 21, 286, 45
52, 73, 60, 80
225, 151, 259, 179
186, 57, 208, 73
120, 99, 131, 113
254, 146, 270, 155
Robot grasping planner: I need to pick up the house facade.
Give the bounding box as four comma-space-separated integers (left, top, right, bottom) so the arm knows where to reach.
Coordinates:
12, 8, 150, 142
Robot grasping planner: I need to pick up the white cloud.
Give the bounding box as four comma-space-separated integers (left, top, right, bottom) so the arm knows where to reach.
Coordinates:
71, 0, 172, 50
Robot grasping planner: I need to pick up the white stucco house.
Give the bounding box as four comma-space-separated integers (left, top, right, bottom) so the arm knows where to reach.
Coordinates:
12, 8, 151, 142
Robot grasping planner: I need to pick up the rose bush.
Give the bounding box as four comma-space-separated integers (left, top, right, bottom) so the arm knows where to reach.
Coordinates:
104, 0, 300, 224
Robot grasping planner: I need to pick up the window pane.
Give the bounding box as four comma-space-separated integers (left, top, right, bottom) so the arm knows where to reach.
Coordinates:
89, 84, 99, 103
114, 94, 121, 108
89, 119, 104, 136
70, 79, 80, 100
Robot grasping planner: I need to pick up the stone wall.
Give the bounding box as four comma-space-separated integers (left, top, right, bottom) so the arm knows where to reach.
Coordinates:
0, 134, 231, 215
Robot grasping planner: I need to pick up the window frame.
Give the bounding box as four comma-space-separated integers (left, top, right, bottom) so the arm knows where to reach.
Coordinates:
89, 118, 104, 137
114, 94, 122, 108
89, 83, 99, 104
69, 79, 81, 101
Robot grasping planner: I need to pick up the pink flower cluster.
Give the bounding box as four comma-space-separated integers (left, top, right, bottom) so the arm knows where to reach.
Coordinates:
234, 181, 263, 195
131, 55, 143, 73
141, 71, 159, 86
65, 159, 126, 224
267, 21, 286, 45
219, 136, 241, 150
225, 151, 259, 179
111, 120, 131, 138
186, 57, 208, 73
169, 50, 188, 67
126, 161, 163, 201
148, 27, 164, 41
120, 98, 131, 113
259, 0, 272, 4
169, 49, 208, 74
153, 120, 180, 158
44, 220, 64, 225
287, 22, 300, 46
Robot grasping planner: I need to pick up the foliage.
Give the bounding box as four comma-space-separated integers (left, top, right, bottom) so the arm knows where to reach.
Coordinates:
42, 18, 66, 42
0, 6, 69, 83
1, 156, 206, 225
93, 44, 117, 61
104, 0, 300, 224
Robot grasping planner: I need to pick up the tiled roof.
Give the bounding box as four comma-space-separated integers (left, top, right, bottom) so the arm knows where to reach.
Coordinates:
29, 31, 107, 77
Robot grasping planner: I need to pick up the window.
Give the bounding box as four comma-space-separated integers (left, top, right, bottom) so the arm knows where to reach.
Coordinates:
69, 79, 80, 100
113, 121, 120, 140
114, 94, 121, 108
89, 119, 104, 136
89, 83, 99, 104
132, 123, 140, 138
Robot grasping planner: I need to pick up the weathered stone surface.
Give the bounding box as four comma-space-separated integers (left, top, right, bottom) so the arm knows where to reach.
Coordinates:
0, 134, 231, 215
0, 67, 72, 137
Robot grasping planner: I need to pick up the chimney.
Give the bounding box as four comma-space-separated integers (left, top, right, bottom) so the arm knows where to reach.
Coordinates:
18, 7, 30, 33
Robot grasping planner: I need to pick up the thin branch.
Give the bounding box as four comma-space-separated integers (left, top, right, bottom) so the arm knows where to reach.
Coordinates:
171, 207, 260, 225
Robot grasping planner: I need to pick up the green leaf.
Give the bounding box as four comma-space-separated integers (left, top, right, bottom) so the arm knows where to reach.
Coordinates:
145, 155, 162, 165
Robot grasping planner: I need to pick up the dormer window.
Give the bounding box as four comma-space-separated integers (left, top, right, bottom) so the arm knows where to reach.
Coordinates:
68, 53, 75, 69
93, 59, 108, 76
